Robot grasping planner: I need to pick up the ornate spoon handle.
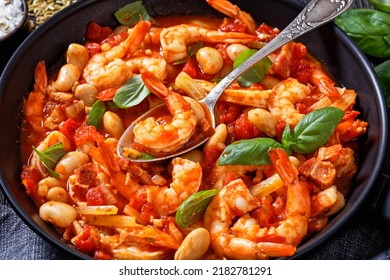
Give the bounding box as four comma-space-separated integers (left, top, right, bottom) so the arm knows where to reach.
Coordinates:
201, 0, 354, 127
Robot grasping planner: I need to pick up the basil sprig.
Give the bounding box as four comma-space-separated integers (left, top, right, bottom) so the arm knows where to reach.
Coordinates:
114, 1, 150, 26
219, 107, 344, 166
335, 6, 390, 105
219, 138, 286, 166
175, 189, 219, 228
32, 142, 66, 179
335, 9, 390, 59
88, 100, 106, 129
113, 75, 150, 108
233, 49, 273, 87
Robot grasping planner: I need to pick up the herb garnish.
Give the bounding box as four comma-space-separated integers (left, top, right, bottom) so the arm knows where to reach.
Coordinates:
175, 189, 219, 228
113, 75, 150, 108
114, 1, 150, 26
32, 142, 66, 179
88, 100, 106, 129
233, 49, 273, 87
219, 107, 344, 166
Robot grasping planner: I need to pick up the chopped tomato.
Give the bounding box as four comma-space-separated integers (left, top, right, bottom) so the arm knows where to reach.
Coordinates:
20, 165, 44, 205
85, 21, 112, 43
233, 113, 262, 140
252, 197, 279, 228
74, 225, 99, 254
215, 43, 233, 65
217, 101, 242, 125
73, 125, 104, 147
86, 186, 107, 206
182, 57, 198, 78
219, 18, 248, 33
94, 250, 113, 260
59, 118, 84, 146
128, 190, 154, 223
96, 87, 120, 101
256, 23, 279, 37
275, 121, 287, 143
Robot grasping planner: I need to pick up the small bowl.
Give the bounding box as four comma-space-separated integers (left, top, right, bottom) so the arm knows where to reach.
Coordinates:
0, 0, 28, 42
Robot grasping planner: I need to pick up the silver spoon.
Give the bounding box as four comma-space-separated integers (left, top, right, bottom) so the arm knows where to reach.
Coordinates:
117, 0, 353, 162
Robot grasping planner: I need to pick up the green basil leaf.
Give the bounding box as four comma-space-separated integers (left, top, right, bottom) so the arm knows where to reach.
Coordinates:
218, 137, 285, 166
175, 189, 219, 228
335, 9, 390, 58
375, 59, 390, 108
233, 49, 272, 87
88, 100, 106, 129
281, 123, 293, 149
32, 143, 66, 179
114, 1, 150, 26
289, 107, 344, 154
369, 0, 390, 13
113, 75, 150, 108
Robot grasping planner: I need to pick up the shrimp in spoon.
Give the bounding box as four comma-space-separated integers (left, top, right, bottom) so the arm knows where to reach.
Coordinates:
132, 71, 198, 156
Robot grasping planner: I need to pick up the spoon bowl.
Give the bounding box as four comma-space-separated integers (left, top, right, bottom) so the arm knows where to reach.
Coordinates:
117, 102, 213, 162
117, 0, 354, 161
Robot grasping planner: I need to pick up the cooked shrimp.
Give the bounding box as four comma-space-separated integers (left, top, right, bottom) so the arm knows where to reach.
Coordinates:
125, 51, 168, 81
206, 163, 260, 190
316, 144, 357, 191
83, 20, 151, 91
142, 157, 202, 216
160, 24, 258, 63
133, 71, 197, 155
308, 59, 341, 100
206, 0, 257, 34
25, 60, 48, 131
267, 78, 310, 126
204, 148, 311, 260
334, 110, 368, 142
270, 42, 295, 79
310, 185, 339, 217
299, 144, 357, 192
89, 138, 141, 201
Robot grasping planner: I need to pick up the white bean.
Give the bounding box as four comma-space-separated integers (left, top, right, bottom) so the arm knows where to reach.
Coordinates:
66, 43, 89, 72
46, 187, 69, 203
55, 151, 90, 179
174, 228, 210, 260
103, 111, 125, 139
183, 96, 206, 122
75, 83, 98, 107
39, 201, 77, 228
196, 47, 223, 75
226, 43, 250, 61
247, 108, 277, 137
55, 63, 80, 92
204, 123, 227, 151
181, 149, 204, 164
37, 177, 66, 198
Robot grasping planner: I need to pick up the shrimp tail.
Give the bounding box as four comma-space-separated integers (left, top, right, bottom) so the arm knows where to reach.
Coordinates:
141, 71, 191, 113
